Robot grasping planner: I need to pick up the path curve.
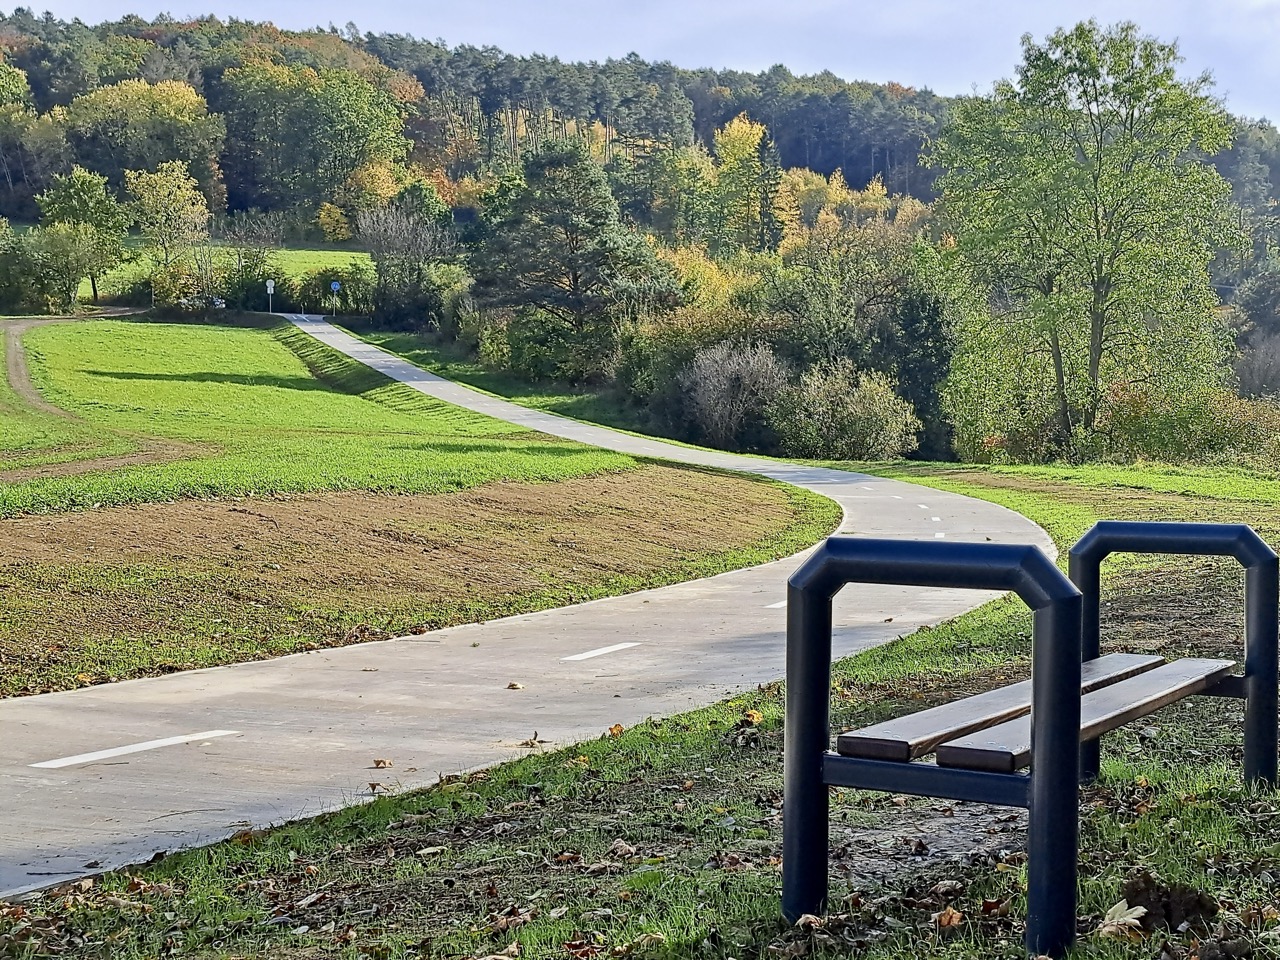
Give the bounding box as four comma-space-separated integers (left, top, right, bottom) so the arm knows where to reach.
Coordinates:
0, 316, 1053, 897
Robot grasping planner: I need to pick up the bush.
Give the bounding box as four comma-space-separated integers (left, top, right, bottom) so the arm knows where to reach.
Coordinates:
677, 340, 787, 450
769, 361, 922, 460
297, 262, 376, 316
1098, 382, 1280, 468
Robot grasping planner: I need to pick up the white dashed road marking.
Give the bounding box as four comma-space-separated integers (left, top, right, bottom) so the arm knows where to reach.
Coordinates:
31, 731, 239, 769
561, 642, 641, 662
765, 600, 787, 609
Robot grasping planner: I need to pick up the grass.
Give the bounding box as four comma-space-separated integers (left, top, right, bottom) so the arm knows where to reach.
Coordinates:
7, 462, 1280, 959
348, 326, 658, 434
2, 316, 633, 517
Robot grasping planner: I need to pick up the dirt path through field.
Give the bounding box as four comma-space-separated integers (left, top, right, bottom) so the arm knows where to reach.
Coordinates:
0, 313, 207, 482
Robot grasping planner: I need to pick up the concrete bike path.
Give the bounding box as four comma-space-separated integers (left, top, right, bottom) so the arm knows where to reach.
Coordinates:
0, 316, 1053, 897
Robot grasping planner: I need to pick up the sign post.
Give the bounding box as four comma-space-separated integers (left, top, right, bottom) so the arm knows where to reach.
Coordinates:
330, 280, 341, 320
265, 279, 275, 315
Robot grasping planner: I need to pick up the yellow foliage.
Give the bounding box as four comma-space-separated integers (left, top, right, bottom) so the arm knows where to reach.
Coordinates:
340, 161, 401, 212
316, 202, 351, 242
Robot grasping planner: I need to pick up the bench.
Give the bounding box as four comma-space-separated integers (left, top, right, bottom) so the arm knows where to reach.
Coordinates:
782, 523, 1279, 959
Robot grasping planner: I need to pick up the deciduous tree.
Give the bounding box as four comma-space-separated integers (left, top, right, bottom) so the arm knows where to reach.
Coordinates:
37, 165, 131, 301
125, 161, 209, 268
931, 20, 1239, 456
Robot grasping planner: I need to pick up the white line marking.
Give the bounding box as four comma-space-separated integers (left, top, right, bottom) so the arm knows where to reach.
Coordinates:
561, 642, 641, 662
917, 504, 929, 509
935, 532, 947, 538
765, 600, 787, 609
931, 517, 941, 522
861, 485, 874, 491
31, 730, 239, 769
892, 495, 903, 500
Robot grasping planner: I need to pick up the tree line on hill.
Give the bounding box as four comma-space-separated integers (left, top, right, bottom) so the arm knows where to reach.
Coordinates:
3, 12, 1280, 468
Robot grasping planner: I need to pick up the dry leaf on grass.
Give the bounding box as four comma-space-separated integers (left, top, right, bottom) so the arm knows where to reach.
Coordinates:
744, 709, 764, 725
478, 942, 521, 960
932, 905, 964, 928
1097, 899, 1148, 940
608, 723, 624, 737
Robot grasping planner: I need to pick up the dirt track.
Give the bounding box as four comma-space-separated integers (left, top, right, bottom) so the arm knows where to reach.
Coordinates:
0, 313, 206, 481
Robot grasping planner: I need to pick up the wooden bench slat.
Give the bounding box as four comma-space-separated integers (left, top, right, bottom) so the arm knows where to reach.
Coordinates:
935, 658, 1236, 773
834, 653, 1165, 762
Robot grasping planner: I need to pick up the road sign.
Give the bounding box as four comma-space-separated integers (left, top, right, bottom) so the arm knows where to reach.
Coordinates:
265, 279, 274, 293
331, 281, 341, 292
266, 279, 274, 315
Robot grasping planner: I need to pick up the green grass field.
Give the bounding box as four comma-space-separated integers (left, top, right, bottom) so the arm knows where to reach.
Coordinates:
14, 461, 1278, 960
2, 317, 630, 518
76, 243, 372, 303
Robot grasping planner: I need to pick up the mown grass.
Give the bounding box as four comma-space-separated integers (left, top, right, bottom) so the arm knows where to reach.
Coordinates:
70, 243, 372, 304
9, 462, 1280, 959
349, 326, 657, 434
2, 316, 634, 517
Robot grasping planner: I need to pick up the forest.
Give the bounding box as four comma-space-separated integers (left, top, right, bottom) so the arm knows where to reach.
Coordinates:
3, 11, 1280, 465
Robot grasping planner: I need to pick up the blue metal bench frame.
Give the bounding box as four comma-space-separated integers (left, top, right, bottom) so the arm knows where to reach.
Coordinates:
782, 526, 1280, 958
1070, 521, 1278, 785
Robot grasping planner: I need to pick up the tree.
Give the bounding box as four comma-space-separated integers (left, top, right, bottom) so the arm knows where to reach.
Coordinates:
356, 183, 457, 328
931, 20, 1238, 456
125, 161, 209, 267
220, 63, 408, 211
472, 139, 679, 380
61, 79, 226, 209
37, 165, 131, 301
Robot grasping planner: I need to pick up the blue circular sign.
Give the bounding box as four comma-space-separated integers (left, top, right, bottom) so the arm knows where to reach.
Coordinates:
331, 281, 341, 292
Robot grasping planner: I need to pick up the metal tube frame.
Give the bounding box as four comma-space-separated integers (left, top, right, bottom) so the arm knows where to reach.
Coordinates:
1069, 521, 1279, 787
783, 537, 1082, 958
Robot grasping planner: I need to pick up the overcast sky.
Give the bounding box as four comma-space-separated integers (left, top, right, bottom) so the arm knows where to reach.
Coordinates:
11, 0, 1280, 120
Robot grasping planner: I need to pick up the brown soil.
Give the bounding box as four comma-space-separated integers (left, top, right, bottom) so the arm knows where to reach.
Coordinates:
0, 463, 800, 694
0, 313, 205, 481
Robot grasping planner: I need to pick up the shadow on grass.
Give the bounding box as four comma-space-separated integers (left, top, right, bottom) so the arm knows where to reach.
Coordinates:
81, 370, 331, 392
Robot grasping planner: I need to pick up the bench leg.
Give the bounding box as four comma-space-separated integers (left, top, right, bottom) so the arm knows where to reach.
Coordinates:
782, 589, 832, 922
1079, 740, 1100, 784
1245, 564, 1279, 787
1025, 601, 1082, 958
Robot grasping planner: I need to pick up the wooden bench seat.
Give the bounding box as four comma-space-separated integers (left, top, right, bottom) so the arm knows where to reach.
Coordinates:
936, 658, 1236, 772
835, 652, 1164, 762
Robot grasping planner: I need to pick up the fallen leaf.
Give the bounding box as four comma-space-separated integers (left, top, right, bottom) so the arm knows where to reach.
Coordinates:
1097, 899, 1147, 940
744, 709, 764, 725
372, 758, 393, 769
608, 723, 624, 737
508, 682, 525, 690
608, 839, 637, 858
933, 905, 964, 928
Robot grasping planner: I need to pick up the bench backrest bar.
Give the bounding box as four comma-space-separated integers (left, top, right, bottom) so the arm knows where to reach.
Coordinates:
1068, 521, 1279, 786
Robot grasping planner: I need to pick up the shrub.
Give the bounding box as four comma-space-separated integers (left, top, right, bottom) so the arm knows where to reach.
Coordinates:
296, 262, 376, 316
769, 361, 922, 460
677, 340, 787, 450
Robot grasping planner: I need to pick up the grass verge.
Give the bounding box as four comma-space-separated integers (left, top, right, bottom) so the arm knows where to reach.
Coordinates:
2, 316, 634, 517
6, 463, 1280, 959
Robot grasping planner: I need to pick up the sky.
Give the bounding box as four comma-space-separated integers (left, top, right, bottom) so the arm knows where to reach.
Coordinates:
11, 0, 1280, 120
